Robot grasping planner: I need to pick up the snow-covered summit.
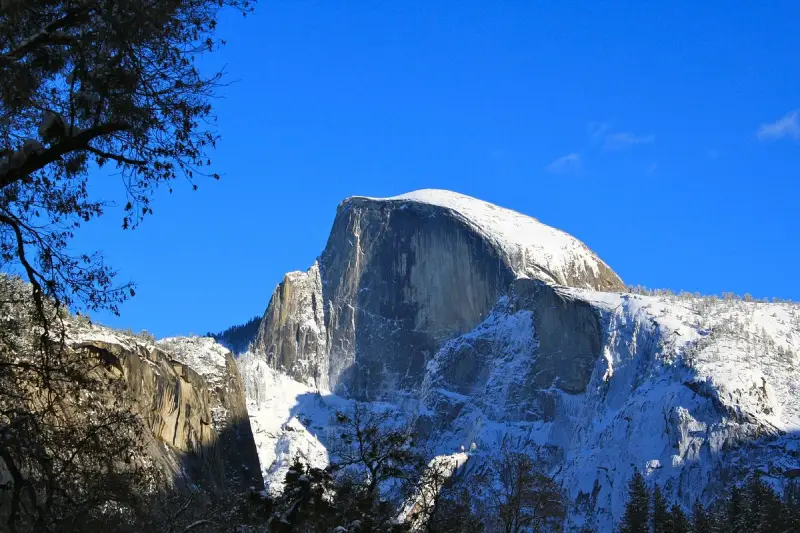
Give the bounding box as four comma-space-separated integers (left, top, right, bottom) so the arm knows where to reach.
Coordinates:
346, 189, 623, 291
158, 336, 231, 387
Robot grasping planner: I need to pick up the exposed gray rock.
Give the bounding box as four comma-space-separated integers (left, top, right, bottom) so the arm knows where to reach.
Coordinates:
253, 262, 328, 389
253, 190, 623, 399
421, 279, 603, 425
69, 327, 263, 494
511, 279, 603, 395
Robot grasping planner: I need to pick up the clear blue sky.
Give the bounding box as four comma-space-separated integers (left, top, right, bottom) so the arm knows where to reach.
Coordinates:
75, 1, 800, 337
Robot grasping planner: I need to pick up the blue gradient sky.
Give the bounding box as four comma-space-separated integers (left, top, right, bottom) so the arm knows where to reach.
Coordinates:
74, 1, 800, 336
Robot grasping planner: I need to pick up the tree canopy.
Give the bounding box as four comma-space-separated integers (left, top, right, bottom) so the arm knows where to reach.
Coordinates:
0, 0, 252, 318
0, 1, 255, 531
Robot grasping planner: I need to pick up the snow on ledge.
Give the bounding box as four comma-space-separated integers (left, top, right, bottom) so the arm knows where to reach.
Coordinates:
158, 336, 230, 386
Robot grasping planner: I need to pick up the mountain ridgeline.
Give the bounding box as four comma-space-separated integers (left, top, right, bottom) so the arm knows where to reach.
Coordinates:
238, 189, 800, 531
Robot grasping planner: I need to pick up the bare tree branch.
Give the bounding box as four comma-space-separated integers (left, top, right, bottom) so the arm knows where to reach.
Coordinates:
0, 123, 130, 189
85, 146, 146, 166
0, 6, 90, 67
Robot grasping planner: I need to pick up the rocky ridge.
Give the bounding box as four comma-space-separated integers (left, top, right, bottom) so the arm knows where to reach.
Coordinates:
240, 190, 800, 531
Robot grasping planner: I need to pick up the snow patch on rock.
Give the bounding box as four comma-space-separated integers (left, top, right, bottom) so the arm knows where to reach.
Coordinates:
158, 336, 230, 387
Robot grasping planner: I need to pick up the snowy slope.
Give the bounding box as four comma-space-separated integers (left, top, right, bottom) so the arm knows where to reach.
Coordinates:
239, 190, 799, 531
236, 351, 334, 492
353, 189, 622, 289
66, 320, 158, 353
239, 288, 800, 531
419, 288, 800, 531
158, 336, 231, 388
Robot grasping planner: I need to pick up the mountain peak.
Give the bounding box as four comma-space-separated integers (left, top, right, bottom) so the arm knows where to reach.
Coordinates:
345, 189, 623, 291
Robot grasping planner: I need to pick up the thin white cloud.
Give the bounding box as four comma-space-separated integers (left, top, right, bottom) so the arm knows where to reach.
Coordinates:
546, 153, 581, 175
603, 132, 655, 151
588, 121, 654, 151
646, 162, 658, 175
707, 149, 720, 160
757, 110, 800, 141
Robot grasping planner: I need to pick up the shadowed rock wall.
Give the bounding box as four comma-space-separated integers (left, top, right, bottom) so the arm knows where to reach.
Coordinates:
71, 336, 263, 494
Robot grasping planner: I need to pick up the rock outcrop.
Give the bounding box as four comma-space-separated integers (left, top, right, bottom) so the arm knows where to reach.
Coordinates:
68, 324, 263, 494
241, 189, 800, 531
254, 189, 623, 398
253, 263, 328, 389
421, 279, 603, 427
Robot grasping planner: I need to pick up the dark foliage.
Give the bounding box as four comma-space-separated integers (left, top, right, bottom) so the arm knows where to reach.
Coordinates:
619, 472, 800, 533
690, 500, 713, 533
651, 485, 668, 533
481, 446, 565, 533
619, 469, 650, 533
208, 315, 261, 355
665, 504, 689, 533
267, 404, 509, 533
332, 402, 420, 496
0, 0, 255, 530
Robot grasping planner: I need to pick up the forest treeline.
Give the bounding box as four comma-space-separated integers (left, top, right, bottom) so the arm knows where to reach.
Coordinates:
208, 315, 262, 355
616, 469, 800, 533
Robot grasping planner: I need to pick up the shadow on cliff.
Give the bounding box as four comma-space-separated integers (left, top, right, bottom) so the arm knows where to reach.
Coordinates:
140, 418, 267, 532
160, 416, 267, 529
176, 414, 265, 494
48, 417, 271, 533
282, 390, 344, 456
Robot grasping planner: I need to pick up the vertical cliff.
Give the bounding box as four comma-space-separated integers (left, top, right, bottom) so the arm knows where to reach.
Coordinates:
68, 324, 263, 494
253, 190, 623, 399
252, 263, 328, 389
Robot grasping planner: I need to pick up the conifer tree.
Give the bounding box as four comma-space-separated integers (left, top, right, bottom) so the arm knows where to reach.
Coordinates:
690, 500, 714, 533
785, 481, 800, 533
619, 469, 650, 533
652, 485, 669, 533
745, 475, 784, 533
269, 460, 337, 533
616, 474, 799, 533
726, 485, 747, 533
666, 504, 689, 533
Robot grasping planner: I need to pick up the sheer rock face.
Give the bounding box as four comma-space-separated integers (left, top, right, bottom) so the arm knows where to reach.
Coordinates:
422, 279, 604, 425
253, 263, 328, 389
254, 190, 623, 399
68, 328, 263, 494
241, 190, 800, 531
319, 197, 515, 398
